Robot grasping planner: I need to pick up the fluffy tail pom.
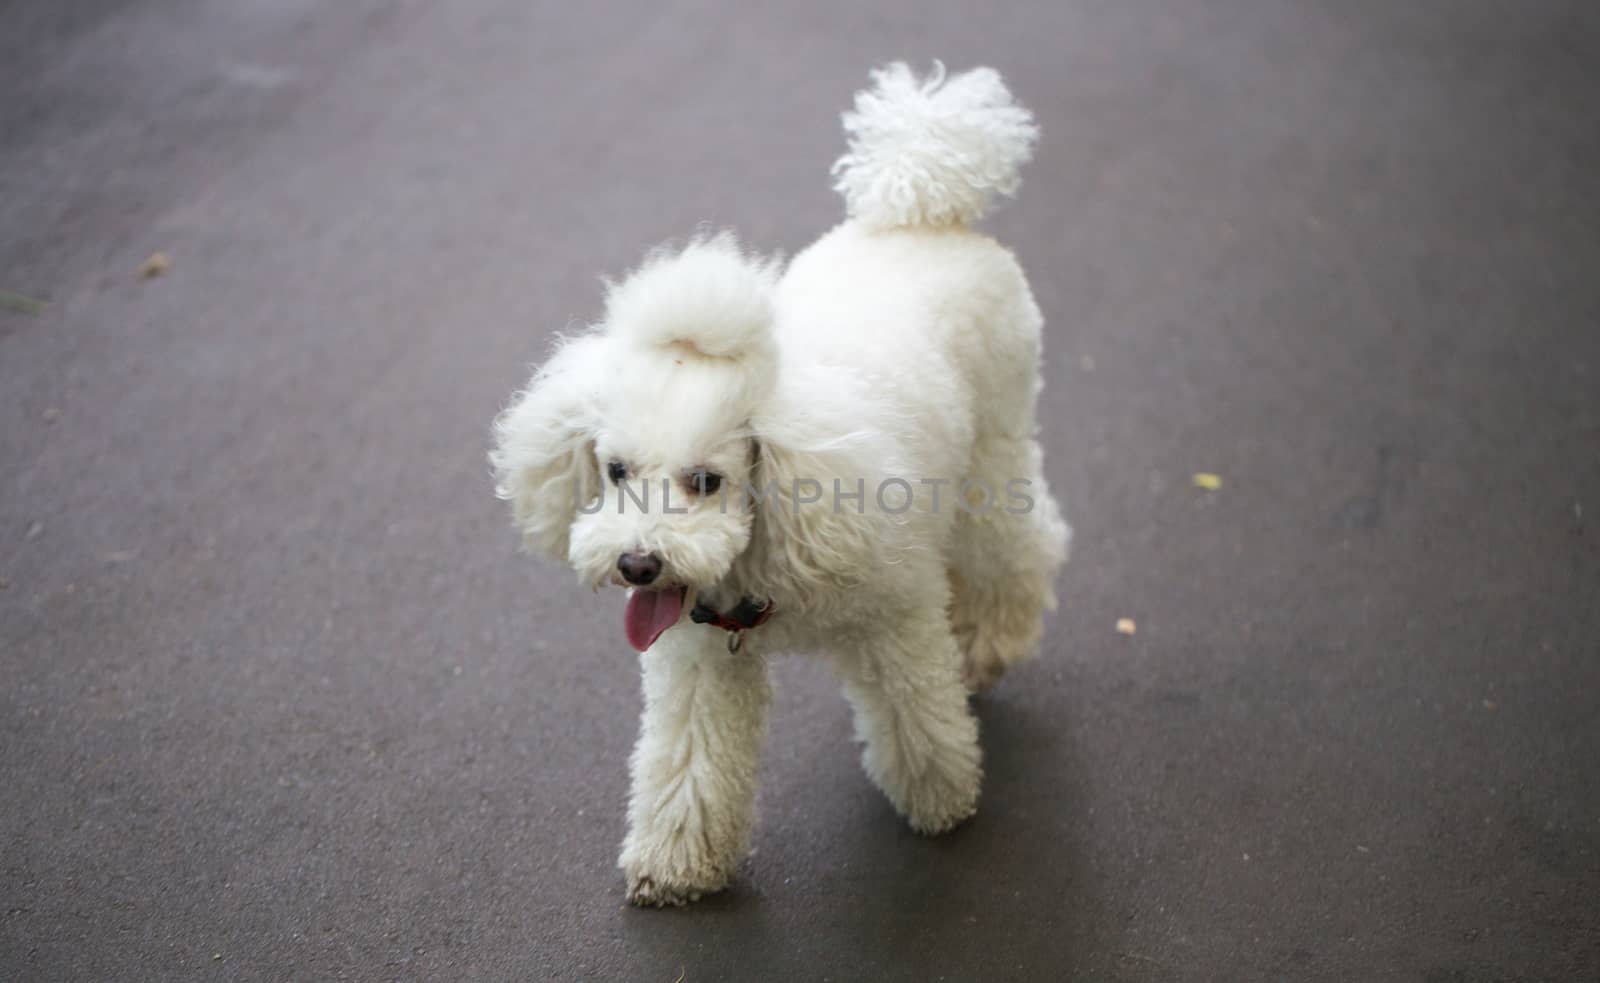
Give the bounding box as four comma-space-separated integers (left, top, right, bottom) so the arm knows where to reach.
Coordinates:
831, 62, 1038, 231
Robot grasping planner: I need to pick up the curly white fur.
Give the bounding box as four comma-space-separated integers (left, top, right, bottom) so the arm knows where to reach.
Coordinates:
832, 61, 1038, 230
491, 62, 1069, 907
604, 232, 781, 370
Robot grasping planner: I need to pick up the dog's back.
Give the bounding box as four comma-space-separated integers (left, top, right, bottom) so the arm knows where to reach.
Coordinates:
776, 223, 1043, 468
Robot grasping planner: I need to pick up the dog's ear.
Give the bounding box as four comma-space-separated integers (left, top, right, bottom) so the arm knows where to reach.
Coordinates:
745, 375, 906, 609
490, 333, 605, 562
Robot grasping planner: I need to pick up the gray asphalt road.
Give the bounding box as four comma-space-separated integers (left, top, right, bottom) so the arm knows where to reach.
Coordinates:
3, 1, 1598, 980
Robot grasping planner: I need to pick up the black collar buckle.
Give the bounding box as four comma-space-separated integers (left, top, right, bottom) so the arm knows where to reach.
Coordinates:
689, 596, 775, 651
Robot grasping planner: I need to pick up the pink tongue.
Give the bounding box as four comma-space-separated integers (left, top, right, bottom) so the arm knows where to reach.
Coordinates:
624, 588, 685, 652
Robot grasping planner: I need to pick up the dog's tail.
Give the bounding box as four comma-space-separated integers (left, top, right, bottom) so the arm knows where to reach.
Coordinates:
831, 62, 1037, 231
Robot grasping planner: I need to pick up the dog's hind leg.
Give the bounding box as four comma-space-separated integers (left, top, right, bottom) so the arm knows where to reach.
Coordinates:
947, 434, 1070, 692
832, 585, 983, 834
619, 627, 771, 907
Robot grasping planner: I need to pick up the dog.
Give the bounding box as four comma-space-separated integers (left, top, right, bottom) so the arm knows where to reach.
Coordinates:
491, 62, 1070, 906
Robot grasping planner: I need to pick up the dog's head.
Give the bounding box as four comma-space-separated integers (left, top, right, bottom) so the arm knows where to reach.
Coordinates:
496, 234, 873, 648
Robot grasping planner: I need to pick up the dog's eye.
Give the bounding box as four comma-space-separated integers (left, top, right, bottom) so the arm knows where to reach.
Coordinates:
687, 470, 722, 496
606, 460, 627, 484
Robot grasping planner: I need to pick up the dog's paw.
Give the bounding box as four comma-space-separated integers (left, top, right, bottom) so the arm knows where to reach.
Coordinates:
619, 833, 734, 909
956, 621, 1009, 694
625, 871, 719, 908
874, 741, 982, 835
903, 776, 980, 836
960, 642, 1006, 694
954, 612, 1044, 694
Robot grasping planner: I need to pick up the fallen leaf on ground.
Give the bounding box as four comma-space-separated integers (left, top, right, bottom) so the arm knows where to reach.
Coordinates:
42, 407, 61, 423
1116, 617, 1137, 635
0, 290, 47, 315
1192, 472, 1223, 491
140, 252, 171, 279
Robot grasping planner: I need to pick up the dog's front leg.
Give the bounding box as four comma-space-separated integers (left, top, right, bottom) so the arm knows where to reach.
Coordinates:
619, 627, 771, 907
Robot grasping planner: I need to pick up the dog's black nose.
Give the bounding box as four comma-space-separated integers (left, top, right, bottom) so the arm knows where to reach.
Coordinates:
618, 552, 662, 586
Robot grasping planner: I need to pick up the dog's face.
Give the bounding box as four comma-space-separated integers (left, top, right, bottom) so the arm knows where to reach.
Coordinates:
568, 352, 759, 595
491, 235, 780, 647
494, 235, 904, 646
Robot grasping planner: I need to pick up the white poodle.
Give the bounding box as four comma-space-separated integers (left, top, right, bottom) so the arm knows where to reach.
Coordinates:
491, 62, 1070, 906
